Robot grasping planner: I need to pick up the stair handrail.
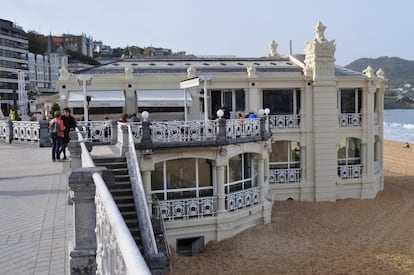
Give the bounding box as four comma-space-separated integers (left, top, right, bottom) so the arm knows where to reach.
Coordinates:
126, 125, 159, 255
75, 128, 151, 274
152, 194, 172, 271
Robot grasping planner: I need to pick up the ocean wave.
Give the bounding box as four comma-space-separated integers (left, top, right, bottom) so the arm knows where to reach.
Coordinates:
384, 122, 414, 129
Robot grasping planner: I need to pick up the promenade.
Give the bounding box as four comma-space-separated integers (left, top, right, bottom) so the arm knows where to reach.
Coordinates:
0, 143, 72, 275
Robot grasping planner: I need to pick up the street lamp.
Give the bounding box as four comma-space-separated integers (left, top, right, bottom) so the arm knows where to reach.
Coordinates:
76, 74, 92, 122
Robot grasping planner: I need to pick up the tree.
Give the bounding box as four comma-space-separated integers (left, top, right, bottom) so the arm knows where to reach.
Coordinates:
27, 31, 48, 54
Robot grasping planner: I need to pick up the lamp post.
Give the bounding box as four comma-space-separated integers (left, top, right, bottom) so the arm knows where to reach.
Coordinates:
76, 74, 92, 122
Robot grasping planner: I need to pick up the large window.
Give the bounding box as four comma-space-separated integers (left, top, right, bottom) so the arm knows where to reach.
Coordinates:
337, 137, 361, 165
224, 153, 255, 193
340, 89, 362, 113
263, 89, 300, 115
151, 158, 213, 200
211, 89, 245, 118
269, 141, 301, 169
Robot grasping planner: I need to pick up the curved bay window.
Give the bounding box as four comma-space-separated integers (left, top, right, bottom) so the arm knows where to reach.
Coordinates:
151, 158, 213, 200
337, 137, 362, 179
225, 153, 259, 211
225, 153, 255, 193
269, 141, 301, 184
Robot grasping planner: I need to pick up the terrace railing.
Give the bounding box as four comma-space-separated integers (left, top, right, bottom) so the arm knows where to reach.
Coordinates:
338, 164, 363, 179
268, 114, 300, 129
339, 113, 362, 127
268, 168, 302, 184
225, 186, 260, 211
155, 196, 217, 221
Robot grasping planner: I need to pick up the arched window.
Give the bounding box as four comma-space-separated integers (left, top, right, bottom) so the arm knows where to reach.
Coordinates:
337, 137, 362, 179
225, 153, 256, 193
151, 158, 213, 200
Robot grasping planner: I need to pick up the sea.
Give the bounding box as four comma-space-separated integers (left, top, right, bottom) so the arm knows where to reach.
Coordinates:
384, 109, 414, 143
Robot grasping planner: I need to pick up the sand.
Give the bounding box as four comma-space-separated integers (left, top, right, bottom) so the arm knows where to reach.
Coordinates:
167, 140, 414, 275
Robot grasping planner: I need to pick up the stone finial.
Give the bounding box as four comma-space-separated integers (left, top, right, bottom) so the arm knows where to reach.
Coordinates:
268, 40, 279, 57
187, 65, 197, 78
376, 68, 385, 79
247, 64, 257, 78
363, 65, 374, 78
58, 66, 70, 80
314, 21, 327, 43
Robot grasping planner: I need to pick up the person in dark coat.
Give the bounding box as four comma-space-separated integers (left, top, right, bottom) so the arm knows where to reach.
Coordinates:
59, 107, 77, 160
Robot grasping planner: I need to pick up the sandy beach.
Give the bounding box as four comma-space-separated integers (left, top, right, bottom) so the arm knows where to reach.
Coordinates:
168, 140, 414, 274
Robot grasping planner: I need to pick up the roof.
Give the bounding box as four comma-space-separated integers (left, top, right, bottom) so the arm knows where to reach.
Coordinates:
75, 57, 303, 75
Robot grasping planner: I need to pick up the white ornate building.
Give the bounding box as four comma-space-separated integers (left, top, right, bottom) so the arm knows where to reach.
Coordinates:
59, 22, 386, 249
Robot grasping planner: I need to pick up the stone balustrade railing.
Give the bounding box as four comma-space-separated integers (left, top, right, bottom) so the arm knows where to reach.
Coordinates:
269, 168, 302, 184
0, 119, 50, 146
68, 129, 152, 274
339, 113, 362, 127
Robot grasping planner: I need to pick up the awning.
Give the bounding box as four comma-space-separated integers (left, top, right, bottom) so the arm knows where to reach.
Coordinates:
67, 91, 125, 107
137, 90, 192, 107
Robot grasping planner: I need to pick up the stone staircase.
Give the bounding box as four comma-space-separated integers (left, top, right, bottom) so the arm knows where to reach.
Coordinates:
93, 157, 143, 249
93, 156, 170, 272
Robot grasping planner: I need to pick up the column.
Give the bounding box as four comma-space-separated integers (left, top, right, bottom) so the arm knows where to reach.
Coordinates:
142, 170, 153, 215
257, 158, 265, 202
216, 165, 226, 213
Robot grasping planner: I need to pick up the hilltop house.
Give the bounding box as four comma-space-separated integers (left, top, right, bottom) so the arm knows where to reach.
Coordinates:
58, 22, 386, 249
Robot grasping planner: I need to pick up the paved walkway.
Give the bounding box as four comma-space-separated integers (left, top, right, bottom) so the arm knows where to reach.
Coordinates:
0, 143, 73, 275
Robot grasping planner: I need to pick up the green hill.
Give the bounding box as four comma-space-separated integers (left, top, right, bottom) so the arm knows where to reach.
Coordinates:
345, 56, 414, 88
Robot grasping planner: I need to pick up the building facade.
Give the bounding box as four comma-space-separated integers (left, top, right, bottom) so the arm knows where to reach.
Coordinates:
0, 19, 28, 116
59, 22, 386, 248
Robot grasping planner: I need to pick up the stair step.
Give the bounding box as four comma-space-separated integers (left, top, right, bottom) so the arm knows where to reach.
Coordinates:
108, 181, 131, 189
93, 157, 126, 163
110, 168, 129, 175
113, 196, 134, 204
114, 175, 131, 182
118, 203, 136, 212
122, 211, 137, 220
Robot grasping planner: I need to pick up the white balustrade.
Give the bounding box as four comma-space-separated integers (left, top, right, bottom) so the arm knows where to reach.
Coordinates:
156, 197, 217, 221
12, 121, 40, 143
0, 120, 9, 141
339, 113, 362, 127
268, 114, 300, 129
150, 120, 217, 143
225, 118, 261, 138
225, 187, 260, 211
338, 164, 363, 179
269, 168, 302, 184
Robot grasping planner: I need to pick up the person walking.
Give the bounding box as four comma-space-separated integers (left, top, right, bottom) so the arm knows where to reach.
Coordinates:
59, 107, 76, 160
49, 110, 65, 162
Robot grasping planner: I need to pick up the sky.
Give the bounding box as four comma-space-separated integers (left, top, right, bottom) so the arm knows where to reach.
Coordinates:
2, 0, 414, 66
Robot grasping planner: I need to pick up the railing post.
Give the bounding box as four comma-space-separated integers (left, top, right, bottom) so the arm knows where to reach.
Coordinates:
110, 120, 118, 144
119, 124, 129, 156
141, 121, 153, 146
68, 132, 82, 169
68, 168, 98, 275
217, 118, 226, 141
68, 167, 113, 275
5, 119, 12, 144
39, 120, 52, 147
145, 253, 168, 275
260, 117, 267, 139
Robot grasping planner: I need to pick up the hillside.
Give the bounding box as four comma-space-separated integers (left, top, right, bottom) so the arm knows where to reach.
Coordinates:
345, 56, 414, 88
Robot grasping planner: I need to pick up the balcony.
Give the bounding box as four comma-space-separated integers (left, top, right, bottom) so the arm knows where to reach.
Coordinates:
339, 113, 362, 127
269, 168, 302, 184
338, 164, 362, 179
268, 114, 300, 129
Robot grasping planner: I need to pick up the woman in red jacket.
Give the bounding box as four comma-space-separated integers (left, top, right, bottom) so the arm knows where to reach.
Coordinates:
49, 110, 65, 161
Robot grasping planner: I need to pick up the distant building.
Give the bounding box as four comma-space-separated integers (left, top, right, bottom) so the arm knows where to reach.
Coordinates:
0, 18, 28, 116
54, 33, 94, 58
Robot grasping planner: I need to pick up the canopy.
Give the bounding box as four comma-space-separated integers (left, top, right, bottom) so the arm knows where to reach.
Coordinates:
137, 90, 192, 107
67, 91, 125, 107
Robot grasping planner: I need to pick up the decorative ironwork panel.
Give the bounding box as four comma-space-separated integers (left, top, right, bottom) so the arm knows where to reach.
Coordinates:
269, 168, 302, 184
155, 197, 217, 221
151, 120, 218, 143
338, 113, 362, 127
225, 119, 261, 138
225, 187, 259, 211
338, 164, 363, 179
269, 115, 300, 129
